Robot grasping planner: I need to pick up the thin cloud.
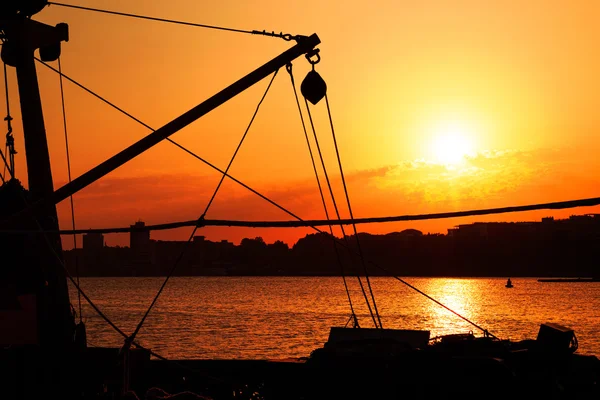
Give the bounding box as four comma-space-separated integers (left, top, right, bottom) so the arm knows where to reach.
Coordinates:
57, 146, 600, 247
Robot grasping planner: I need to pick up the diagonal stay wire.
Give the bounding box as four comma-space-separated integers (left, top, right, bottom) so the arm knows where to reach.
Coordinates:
32, 217, 227, 382
31, 58, 268, 380
382, 266, 498, 339
6, 195, 600, 235
286, 63, 359, 327
58, 57, 82, 323
201, 69, 279, 218
7, 184, 127, 339
48, 2, 255, 35
322, 93, 383, 329
26, 56, 600, 337
2, 61, 14, 180
33, 58, 310, 235
126, 69, 279, 348
11, 182, 227, 384
34, 177, 501, 340
0, 148, 6, 183
35, 57, 497, 337
303, 97, 378, 328
1, 145, 6, 182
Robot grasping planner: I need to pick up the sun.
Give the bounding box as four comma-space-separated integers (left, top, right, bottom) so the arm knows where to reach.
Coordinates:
430, 121, 475, 165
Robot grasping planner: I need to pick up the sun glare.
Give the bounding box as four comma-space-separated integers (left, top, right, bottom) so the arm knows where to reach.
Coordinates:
431, 121, 475, 165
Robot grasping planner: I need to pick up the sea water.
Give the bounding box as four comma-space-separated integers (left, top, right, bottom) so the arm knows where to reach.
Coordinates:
68, 276, 600, 359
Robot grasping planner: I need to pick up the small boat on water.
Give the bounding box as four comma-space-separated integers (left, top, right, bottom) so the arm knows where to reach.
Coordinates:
505, 278, 513, 288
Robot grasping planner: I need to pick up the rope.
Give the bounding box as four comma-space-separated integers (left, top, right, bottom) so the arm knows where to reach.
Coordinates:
373, 262, 498, 339
31, 220, 229, 382
2, 61, 14, 180
27, 31, 499, 357
323, 93, 383, 328
29, 58, 311, 240
201, 69, 279, 218
286, 63, 359, 327
124, 69, 279, 350
30, 55, 526, 338
0, 157, 5, 183
13, 184, 228, 383
303, 97, 378, 328
1, 144, 7, 182
7, 184, 128, 339
58, 57, 82, 323
47, 2, 255, 35
7, 61, 226, 386
5, 195, 600, 235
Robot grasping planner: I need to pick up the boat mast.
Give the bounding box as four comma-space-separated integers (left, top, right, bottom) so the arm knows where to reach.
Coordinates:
1, 3, 74, 351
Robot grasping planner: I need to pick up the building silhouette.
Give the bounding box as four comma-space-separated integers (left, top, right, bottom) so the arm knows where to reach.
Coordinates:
82, 232, 103, 251
65, 215, 600, 277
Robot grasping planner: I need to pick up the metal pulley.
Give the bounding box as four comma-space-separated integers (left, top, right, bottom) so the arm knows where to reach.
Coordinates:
301, 49, 327, 105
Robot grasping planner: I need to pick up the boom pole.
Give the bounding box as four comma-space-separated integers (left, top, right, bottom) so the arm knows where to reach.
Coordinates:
52, 34, 321, 203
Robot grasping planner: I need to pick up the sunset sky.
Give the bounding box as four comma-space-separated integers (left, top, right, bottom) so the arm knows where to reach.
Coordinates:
3, 1, 600, 248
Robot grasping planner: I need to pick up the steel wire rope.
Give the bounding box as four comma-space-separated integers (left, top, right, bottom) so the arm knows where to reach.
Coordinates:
125, 69, 280, 351
18, 60, 235, 386
381, 267, 498, 340
7, 183, 128, 339
0, 157, 5, 184
33, 57, 507, 338
24, 58, 600, 337
303, 97, 379, 328
32, 60, 600, 229
48, 2, 256, 36
11, 187, 227, 384
286, 63, 360, 328
6, 194, 600, 235
31, 58, 314, 236
2, 61, 14, 181
1, 143, 6, 182
38, 226, 228, 383
58, 57, 82, 323
201, 69, 280, 218
321, 93, 383, 328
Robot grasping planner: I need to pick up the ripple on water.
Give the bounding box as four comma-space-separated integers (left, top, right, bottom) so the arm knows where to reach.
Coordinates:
70, 277, 600, 359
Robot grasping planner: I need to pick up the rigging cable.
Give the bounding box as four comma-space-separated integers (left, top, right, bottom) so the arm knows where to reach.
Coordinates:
47, 2, 254, 35
124, 70, 280, 351
58, 57, 82, 323
202, 69, 279, 218
32, 58, 318, 237
33, 60, 600, 232
322, 93, 383, 328
383, 267, 498, 339
24, 59, 600, 337
9, 182, 227, 383
47, 2, 297, 41
286, 62, 360, 328
6, 195, 600, 234
303, 96, 379, 328
8, 61, 227, 388
32, 58, 509, 338
1, 61, 14, 181
7, 194, 600, 235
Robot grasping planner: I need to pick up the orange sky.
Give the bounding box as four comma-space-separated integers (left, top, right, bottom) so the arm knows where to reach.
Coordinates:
3, 1, 600, 248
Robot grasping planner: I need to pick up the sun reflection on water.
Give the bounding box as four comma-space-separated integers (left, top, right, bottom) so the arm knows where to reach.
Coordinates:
70, 277, 600, 359
420, 278, 482, 336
